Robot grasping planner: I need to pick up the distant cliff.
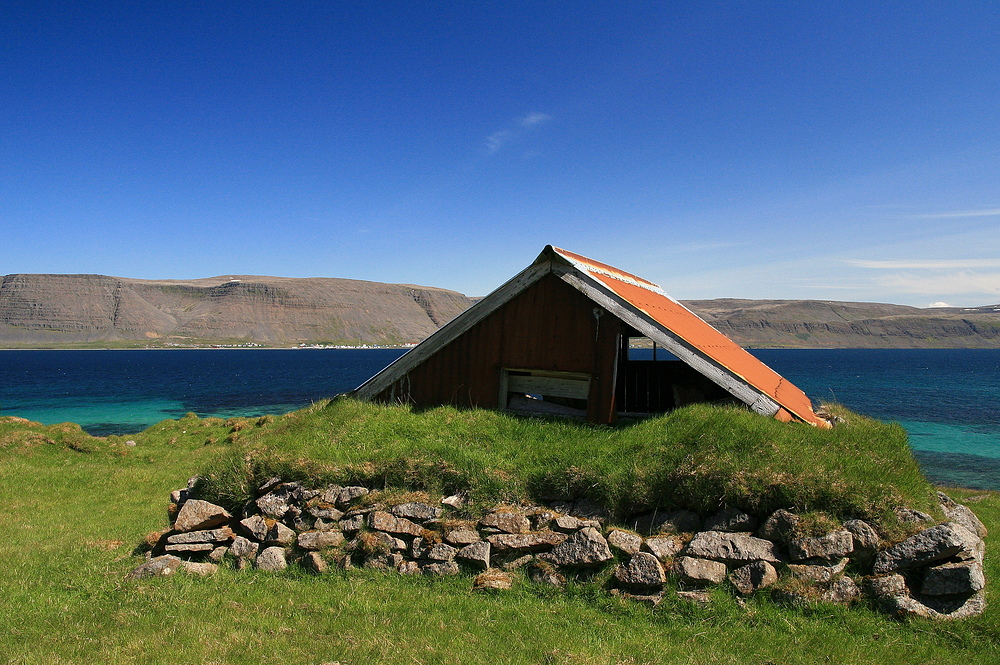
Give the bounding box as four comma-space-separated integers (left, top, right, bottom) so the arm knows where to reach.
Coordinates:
684, 298, 1000, 348
0, 274, 473, 347
2, 274, 999, 348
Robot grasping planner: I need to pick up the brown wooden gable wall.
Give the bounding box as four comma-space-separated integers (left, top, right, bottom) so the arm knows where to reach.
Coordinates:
373, 273, 621, 420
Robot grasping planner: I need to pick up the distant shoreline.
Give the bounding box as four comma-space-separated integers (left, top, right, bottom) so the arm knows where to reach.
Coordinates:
4, 345, 1000, 352
0, 345, 416, 351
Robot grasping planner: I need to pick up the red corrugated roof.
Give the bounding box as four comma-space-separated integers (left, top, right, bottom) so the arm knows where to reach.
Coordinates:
552, 246, 828, 427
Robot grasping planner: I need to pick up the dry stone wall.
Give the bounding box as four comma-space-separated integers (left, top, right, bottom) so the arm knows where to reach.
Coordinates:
130, 480, 988, 621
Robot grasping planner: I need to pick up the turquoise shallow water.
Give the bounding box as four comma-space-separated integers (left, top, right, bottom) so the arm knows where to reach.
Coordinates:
0, 348, 405, 435
1, 348, 997, 490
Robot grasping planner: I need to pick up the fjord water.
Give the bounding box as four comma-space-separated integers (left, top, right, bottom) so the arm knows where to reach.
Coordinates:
1, 348, 997, 490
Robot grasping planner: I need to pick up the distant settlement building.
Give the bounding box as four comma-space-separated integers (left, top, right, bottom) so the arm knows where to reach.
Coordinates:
353, 245, 830, 427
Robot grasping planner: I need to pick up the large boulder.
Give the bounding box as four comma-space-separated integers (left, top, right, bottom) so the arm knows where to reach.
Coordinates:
921, 560, 986, 596
757, 509, 799, 544
127, 555, 183, 580
173, 500, 231, 532
643, 535, 685, 560
391, 502, 442, 522
607, 530, 643, 555
230, 535, 259, 561
787, 557, 849, 583
938, 492, 987, 538
614, 552, 666, 588
165, 526, 234, 545
867, 565, 987, 620
255, 546, 287, 571
539, 527, 613, 566
873, 522, 982, 574
456, 541, 491, 569
479, 512, 532, 534
487, 532, 567, 553
686, 531, 782, 565
787, 529, 853, 562
238, 514, 271, 542
674, 556, 727, 586
297, 530, 346, 550
881, 591, 987, 621
367, 511, 424, 537
256, 487, 296, 519
729, 560, 777, 595
445, 528, 481, 546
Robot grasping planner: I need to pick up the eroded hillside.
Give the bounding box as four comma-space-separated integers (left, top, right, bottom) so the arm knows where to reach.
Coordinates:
0, 273, 473, 346
2, 274, 999, 347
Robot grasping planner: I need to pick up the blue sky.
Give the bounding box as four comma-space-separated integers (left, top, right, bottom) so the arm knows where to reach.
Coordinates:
2, 2, 998, 307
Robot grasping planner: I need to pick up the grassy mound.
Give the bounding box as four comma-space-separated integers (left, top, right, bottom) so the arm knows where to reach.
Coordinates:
195, 399, 938, 532
1, 406, 998, 664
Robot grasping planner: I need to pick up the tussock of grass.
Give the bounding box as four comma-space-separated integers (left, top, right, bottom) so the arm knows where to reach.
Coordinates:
194, 399, 937, 531
0, 416, 98, 452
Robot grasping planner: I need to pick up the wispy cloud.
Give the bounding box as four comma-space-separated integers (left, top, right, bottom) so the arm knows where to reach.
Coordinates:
876, 271, 1000, 297
485, 112, 551, 154
520, 112, 551, 127
844, 257, 1000, 298
846, 258, 1000, 270
485, 130, 514, 154
915, 208, 1000, 219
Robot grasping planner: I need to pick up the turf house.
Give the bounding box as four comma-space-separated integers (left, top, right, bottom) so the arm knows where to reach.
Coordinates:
354, 245, 828, 427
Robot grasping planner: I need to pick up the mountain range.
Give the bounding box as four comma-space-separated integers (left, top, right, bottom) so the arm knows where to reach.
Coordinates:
1, 273, 998, 348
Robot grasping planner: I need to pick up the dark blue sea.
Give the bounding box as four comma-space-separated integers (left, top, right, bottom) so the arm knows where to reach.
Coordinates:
1, 348, 997, 491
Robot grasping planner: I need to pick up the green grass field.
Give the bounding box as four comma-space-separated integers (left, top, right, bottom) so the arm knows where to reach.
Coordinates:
1, 402, 997, 664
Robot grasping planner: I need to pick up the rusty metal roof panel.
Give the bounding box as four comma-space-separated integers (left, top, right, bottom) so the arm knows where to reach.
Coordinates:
550, 246, 827, 427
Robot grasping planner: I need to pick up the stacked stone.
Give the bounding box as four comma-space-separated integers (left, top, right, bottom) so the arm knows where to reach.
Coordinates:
864, 493, 988, 620
128, 477, 237, 579
129, 480, 988, 621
